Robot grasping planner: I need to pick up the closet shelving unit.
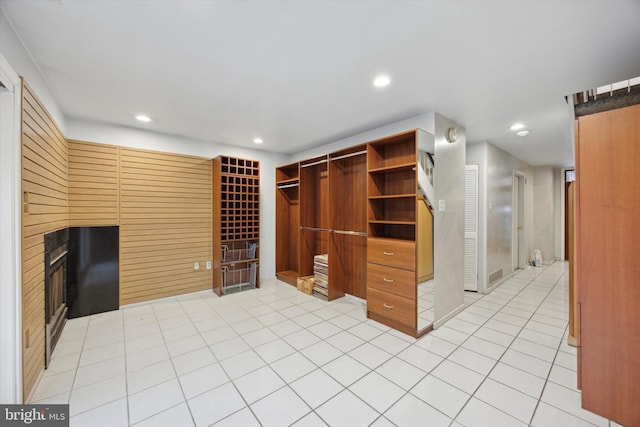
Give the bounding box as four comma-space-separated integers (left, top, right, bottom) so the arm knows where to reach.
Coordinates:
275, 130, 433, 337
366, 131, 419, 334
275, 162, 300, 285
213, 156, 260, 296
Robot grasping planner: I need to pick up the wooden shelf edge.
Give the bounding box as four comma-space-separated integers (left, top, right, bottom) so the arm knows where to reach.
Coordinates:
368, 162, 416, 174
368, 194, 416, 200
276, 178, 299, 185
276, 270, 298, 286
368, 220, 416, 225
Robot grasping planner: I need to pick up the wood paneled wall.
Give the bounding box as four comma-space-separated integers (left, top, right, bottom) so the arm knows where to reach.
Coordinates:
21, 82, 68, 400
119, 147, 212, 305
21, 85, 214, 399
68, 140, 119, 226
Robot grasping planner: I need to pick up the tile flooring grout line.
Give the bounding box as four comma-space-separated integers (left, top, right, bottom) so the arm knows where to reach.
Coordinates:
146, 297, 198, 427
523, 270, 598, 426
445, 264, 569, 425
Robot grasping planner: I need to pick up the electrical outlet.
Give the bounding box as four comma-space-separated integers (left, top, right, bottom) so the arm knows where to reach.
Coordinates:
206, 261, 212, 270
438, 199, 446, 212
193, 261, 200, 270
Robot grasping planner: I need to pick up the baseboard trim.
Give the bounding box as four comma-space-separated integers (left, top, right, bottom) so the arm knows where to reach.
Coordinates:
433, 303, 465, 329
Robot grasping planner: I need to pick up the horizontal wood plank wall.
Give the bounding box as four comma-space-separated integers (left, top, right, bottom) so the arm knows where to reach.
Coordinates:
21, 82, 68, 400
68, 140, 119, 226
119, 147, 212, 305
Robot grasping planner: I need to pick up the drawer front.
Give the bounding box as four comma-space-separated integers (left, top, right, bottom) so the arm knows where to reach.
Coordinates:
367, 263, 415, 300
367, 287, 416, 328
368, 238, 415, 270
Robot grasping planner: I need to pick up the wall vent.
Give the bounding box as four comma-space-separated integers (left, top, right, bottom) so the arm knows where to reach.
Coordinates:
489, 269, 503, 285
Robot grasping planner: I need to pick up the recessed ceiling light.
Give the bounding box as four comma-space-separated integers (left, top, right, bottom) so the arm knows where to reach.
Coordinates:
135, 114, 152, 122
253, 138, 263, 144
516, 130, 530, 137
373, 75, 391, 87
510, 123, 525, 131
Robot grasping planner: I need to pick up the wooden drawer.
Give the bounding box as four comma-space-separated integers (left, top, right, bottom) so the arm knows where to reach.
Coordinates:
367, 263, 415, 300
367, 237, 415, 270
367, 287, 416, 328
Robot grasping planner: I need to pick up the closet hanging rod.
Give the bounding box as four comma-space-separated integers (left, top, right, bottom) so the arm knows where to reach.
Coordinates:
300, 158, 328, 168
332, 230, 367, 236
330, 150, 367, 161
300, 226, 330, 232
277, 183, 299, 189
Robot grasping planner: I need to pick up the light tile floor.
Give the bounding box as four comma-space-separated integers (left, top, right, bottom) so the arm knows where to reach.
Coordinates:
30, 262, 623, 426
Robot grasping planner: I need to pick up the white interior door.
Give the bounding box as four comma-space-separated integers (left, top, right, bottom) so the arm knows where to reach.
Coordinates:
464, 165, 478, 291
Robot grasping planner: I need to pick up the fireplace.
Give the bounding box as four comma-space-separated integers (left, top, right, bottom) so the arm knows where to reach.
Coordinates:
44, 228, 69, 368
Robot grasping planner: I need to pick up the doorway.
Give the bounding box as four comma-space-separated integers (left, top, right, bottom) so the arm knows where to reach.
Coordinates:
512, 171, 525, 270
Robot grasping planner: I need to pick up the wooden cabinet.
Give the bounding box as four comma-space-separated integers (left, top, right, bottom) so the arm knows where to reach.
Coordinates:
367, 237, 416, 270
213, 156, 260, 296
275, 162, 300, 285
367, 288, 416, 328
575, 104, 640, 427
275, 129, 433, 336
367, 263, 415, 299
366, 130, 421, 336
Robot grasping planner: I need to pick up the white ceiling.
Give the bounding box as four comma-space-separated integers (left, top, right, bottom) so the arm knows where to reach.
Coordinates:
2, 0, 640, 166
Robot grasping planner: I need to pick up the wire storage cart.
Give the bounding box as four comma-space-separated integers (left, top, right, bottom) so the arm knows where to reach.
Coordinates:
222, 261, 258, 294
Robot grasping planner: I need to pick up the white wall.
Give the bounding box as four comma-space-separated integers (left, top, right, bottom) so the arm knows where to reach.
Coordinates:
66, 118, 290, 282
292, 113, 435, 161
532, 166, 557, 264
467, 141, 534, 292
0, 51, 23, 403
433, 113, 466, 326
0, 9, 65, 131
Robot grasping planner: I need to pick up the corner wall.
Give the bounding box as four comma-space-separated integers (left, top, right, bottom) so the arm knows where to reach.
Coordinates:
21, 83, 68, 400
433, 113, 466, 324
467, 141, 533, 292
0, 10, 65, 131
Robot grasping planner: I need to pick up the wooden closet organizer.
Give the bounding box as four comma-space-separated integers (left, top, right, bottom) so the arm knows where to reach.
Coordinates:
213, 156, 260, 296
276, 129, 433, 337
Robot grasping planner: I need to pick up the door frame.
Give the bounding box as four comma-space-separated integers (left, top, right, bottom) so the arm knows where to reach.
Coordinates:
0, 51, 23, 403
512, 170, 525, 271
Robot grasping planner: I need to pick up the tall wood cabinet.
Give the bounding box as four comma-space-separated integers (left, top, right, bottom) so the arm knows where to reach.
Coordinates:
213, 156, 260, 296
574, 104, 639, 426
366, 131, 423, 336
275, 129, 433, 336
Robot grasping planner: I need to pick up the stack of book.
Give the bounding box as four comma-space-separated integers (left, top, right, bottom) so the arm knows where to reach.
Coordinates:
313, 254, 328, 299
